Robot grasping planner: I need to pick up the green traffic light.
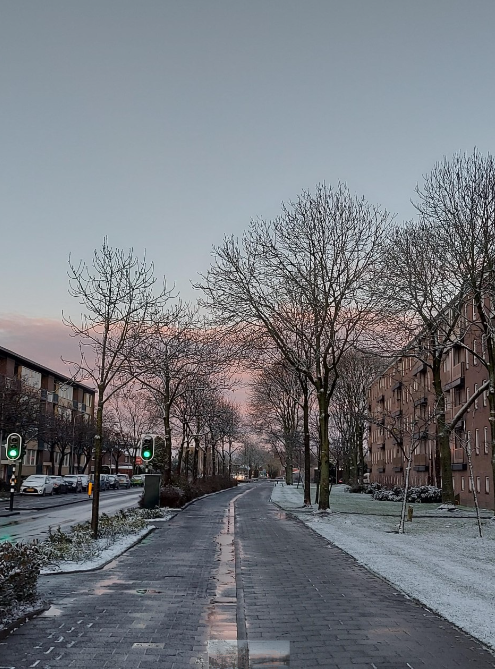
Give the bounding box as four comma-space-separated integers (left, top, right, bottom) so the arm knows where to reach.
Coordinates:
143, 449, 152, 459
8, 448, 18, 458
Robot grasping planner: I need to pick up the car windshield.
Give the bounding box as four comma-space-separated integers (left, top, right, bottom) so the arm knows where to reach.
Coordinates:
64, 476, 77, 480
25, 476, 45, 482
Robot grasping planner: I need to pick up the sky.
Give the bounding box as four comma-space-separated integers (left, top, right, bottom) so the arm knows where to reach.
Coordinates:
1, 0, 495, 373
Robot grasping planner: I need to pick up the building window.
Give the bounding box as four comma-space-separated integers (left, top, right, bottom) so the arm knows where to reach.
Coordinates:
475, 429, 479, 455
26, 449, 36, 466
483, 382, 488, 407
484, 427, 489, 454
473, 340, 478, 365
486, 477, 490, 494
476, 476, 481, 493
461, 477, 465, 491
467, 431, 472, 453
474, 384, 478, 409
466, 347, 469, 369
468, 477, 473, 492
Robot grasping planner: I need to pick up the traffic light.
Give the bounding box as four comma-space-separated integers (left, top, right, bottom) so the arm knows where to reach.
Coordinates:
141, 435, 154, 462
6, 433, 22, 461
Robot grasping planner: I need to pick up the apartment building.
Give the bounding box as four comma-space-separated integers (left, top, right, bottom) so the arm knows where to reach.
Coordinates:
368, 304, 494, 508
0, 345, 95, 480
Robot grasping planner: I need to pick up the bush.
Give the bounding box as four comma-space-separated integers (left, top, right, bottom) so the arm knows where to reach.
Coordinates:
0, 542, 42, 611
39, 508, 160, 565
347, 484, 367, 494
364, 482, 382, 495
145, 475, 238, 509
371, 484, 442, 503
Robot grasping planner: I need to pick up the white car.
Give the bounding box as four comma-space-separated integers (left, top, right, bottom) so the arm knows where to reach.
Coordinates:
21, 475, 54, 496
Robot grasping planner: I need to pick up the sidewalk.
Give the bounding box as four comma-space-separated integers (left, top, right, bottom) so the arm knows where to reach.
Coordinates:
272, 483, 495, 651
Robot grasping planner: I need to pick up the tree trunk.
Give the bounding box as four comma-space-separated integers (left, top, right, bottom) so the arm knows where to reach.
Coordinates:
163, 378, 172, 485
302, 383, 311, 505
432, 361, 454, 504
192, 436, 199, 481
399, 454, 412, 534
285, 433, 293, 485
317, 388, 330, 510
465, 439, 483, 538
91, 392, 104, 539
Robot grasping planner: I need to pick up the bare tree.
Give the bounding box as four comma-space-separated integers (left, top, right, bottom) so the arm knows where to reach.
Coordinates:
199, 184, 390, 510
330, 349, 383, 484
415, 150, 495, 510
64, 239, 169, 537
249, 359, 302, 487
107, 386, 158, 474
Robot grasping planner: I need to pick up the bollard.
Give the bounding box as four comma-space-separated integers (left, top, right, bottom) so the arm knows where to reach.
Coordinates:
407, 505, 414, 522
88, 481, 93, 497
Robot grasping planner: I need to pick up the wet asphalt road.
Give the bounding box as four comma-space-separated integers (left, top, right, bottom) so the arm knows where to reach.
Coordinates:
1, 483, 494, 668
0, 489, 142, 543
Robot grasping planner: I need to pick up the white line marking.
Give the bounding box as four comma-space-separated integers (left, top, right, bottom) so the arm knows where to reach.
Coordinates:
44, 647, 54, 655
29, 662, 40, 668
55, 636, 64, 643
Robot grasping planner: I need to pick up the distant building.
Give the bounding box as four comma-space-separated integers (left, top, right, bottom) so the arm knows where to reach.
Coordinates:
0, 345, 95, 480
368, 305, 494, 508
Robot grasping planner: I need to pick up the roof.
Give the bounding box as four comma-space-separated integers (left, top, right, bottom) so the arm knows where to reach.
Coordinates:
0, 344, 95, 394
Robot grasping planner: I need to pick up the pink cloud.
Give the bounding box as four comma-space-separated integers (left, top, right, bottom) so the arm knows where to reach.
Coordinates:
0, 313, 82, 378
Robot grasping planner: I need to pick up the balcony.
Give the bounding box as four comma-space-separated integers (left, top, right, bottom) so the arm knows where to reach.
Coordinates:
391, 381, 402, 391
376, 459, 385, 474
443, 362, 465, 392
451, 448, 467, 471
413, 361, 427, 376
413, 430, 429, 441
392, 456, 403, 472
413, 453, 429, 472
414, 396, 427, 407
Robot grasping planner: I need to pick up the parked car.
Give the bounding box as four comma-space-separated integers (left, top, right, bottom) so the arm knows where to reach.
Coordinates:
117, 474, 131, 489
79, 474, 90, 491
49, 475, 68, 494
107, 474, 119, 490
63, 474, 83, 493
100, 474, 111, 490
21, 475, 54, 496
131, 474, 145, 487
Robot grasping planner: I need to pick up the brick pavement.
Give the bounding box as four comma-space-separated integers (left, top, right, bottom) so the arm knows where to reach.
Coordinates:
235, 484, 495, 669
0, 487, 242, 669
2, 483, 495, 669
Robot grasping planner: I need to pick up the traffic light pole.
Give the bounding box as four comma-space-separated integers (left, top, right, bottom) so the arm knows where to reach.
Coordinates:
9, 463, 16, 512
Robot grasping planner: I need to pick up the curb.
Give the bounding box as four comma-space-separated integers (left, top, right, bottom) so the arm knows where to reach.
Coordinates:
0, 601, 50, 640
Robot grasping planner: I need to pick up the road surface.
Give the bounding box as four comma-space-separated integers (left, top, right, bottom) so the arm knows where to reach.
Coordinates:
1, 483, 494, 668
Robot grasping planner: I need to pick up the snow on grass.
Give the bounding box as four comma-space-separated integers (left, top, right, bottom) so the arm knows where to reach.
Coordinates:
271, 483, 495, 651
